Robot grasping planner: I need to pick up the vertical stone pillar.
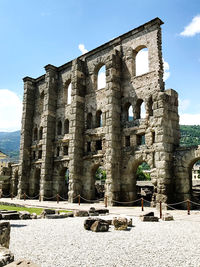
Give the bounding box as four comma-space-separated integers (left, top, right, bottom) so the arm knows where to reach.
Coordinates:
40, 64, 58, 199
154, 89, 179, 205
105, 49, 122, 205
18, 77, 36, 198
68, 58, 85, 202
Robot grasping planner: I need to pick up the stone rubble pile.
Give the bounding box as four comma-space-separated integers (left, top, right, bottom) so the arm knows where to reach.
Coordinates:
140, 212, 159, 222
0, 222, 14, 266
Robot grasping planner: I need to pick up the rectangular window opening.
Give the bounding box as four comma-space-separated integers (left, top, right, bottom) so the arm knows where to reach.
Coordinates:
63, 146, 69, 156
96, 140, 102, 151
137, 134, 145, 145
38, 150, 42, 159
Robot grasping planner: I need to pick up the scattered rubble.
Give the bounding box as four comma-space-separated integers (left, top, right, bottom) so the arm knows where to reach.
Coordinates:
5, 259, 40, 267
140, 212, 159, 222
162, 213, 174, 221
0, 222, 14, 266
84, 218, 109, 232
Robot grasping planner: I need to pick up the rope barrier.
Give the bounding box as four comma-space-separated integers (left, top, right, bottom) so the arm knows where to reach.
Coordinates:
167, 200, 187, 206
190, 200, 200, 206
112, 198, 142, 204
2, 193, 11, 197
43, 195, 57, 200
80, 196, 104, 203
58, 195, 69, 201
25, 193, 40, 200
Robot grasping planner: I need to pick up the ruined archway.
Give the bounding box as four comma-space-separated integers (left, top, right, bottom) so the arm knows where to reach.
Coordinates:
121, 152, 156, 205
136, 162, 154, 203
57, 167, 69, 199
174, 145, 200, 203
29, 168, 41, 198
13, 170, 19, 196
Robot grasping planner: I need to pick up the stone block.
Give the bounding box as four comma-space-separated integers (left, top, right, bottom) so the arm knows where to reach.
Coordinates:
162, 213, 174, 221
112, 217, 128, 230
140, 216, 159, 222
2, 213, 20, 220
90, 220, 109, 232
0, 222, 10, 249
30, 213, 37, 219
74, 210, 89, 217
5, 259, 40, 267
19, 211, 31, 220
0, 246, 14, 267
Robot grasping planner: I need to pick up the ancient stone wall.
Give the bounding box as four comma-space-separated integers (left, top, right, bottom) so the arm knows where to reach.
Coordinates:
10, 17, 198, 206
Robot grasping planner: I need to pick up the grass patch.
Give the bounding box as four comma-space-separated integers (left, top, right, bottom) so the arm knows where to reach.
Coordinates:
59, 210, 73, 213
0, 205, 43, 215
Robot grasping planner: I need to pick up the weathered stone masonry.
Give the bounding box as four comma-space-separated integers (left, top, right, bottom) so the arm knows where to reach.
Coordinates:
12, 17, 200, 206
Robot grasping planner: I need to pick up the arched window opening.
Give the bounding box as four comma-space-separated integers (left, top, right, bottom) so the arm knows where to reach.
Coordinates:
97, 65, 106, 90
64, 119, 69, 134
57, 121, 62, 135
64, 81, 72, 105
191, 160, 200, 200
33, 127, 38, 141
128, 105, 133, 121
136, 162, 154, 202
39, 91, 44, 114
141, 102, 146, 119
94, 166, 106, 199
135, 47, 149, 76
96, 110, 102, 127
87, 113, 92, 129
135, 99, 145, 119
67, 83, 72, 104
39, 127, 43, 140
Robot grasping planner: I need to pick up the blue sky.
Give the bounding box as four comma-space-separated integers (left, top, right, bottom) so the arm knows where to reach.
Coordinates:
0, 0, 200, 131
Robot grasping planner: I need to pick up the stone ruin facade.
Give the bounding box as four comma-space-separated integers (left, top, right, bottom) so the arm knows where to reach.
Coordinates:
10, 17, 200, 206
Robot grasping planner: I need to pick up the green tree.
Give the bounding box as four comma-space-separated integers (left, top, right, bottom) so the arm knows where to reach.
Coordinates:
95, 167, 106, 181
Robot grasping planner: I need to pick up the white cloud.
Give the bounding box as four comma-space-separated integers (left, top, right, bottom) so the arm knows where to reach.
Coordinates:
180, 113, 200, 125
78, 44, 88, 55
0, 89, 22, 132
163, 59, 170, 81
180, 15, 200, 37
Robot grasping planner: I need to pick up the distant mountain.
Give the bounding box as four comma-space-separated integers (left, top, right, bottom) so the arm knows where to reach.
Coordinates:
180, 125, 200, 147
0, 131, 20, 162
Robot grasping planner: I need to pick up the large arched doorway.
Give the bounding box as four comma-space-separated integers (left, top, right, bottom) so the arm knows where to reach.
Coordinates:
136, 162, 154, 202
58, 168, 69, 199
89, 165, 106, 200
94, 166, 106, 199
30, 168, 41, 198
190, 159, 200, 201
13, 171, 19, 196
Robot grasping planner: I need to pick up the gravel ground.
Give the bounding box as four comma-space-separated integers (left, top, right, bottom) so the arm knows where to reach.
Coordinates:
9, 215, 200, 267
